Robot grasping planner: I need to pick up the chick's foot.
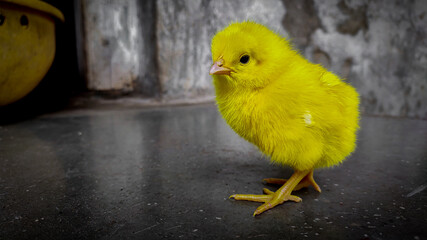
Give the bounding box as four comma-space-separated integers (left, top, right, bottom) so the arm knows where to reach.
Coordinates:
230, 170, 314, 216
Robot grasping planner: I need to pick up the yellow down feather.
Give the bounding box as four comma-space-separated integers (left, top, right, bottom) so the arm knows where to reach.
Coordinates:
211, 21, 360, 171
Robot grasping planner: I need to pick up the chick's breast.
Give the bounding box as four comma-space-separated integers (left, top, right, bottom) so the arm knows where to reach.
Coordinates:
215, 68, 359, 171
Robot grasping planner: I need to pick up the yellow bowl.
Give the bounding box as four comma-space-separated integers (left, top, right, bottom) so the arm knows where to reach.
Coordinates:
0, 0, 64, 106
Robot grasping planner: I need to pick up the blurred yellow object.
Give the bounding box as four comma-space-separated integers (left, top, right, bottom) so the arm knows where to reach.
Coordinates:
0, 0, 64, 106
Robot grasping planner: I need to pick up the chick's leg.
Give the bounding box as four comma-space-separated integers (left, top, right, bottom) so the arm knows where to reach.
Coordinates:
263, 170, 321, 192
230, 170, 312, 216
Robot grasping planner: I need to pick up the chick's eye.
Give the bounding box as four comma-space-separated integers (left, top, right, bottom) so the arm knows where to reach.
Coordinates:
240, 55, 250, 64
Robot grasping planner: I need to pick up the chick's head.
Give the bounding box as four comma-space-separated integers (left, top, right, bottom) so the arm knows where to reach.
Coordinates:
210, 21, 294, 89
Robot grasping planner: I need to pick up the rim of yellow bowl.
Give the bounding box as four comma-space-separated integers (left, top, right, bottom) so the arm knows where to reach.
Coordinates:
0, 0, 64, 22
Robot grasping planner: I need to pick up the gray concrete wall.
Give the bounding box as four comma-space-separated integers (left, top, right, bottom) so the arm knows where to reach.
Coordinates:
155, 0, 285, 100
78, 0, 427, 118
304, 0, 427, 118
80, 0, 158, 95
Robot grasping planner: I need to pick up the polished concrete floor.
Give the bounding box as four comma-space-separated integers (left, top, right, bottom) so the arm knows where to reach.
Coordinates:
0, 104, 426, 239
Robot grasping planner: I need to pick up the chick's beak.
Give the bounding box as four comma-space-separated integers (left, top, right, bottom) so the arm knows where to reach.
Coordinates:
209, 59, 231, 75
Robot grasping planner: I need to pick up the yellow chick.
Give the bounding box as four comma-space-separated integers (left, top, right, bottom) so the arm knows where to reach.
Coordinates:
210, 21, 359, 216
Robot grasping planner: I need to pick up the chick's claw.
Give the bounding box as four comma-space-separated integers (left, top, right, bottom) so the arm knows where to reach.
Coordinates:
263, 178, 289, 185
230, 170, 312, 215
263, 188, 274, 195
252, 193, 302, 216
254, 201, 280, 216
230, 194, 272, 203
230, 190, 303, 216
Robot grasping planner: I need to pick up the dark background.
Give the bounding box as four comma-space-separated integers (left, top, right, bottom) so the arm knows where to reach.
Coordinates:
0, 1, 82, 123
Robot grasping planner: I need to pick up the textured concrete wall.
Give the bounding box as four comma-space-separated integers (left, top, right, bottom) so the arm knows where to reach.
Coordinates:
79, 0, 427, 118
81, 0, 158, 95
301, 0, 427, 118
82, 0, 140, 91
156, 0, 285, 100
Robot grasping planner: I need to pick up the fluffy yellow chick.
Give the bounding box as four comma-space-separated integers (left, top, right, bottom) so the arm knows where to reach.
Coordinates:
210, 21, 359, 216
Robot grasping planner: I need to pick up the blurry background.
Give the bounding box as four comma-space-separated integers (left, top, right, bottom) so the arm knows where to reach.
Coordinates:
1, 0, 427, 121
